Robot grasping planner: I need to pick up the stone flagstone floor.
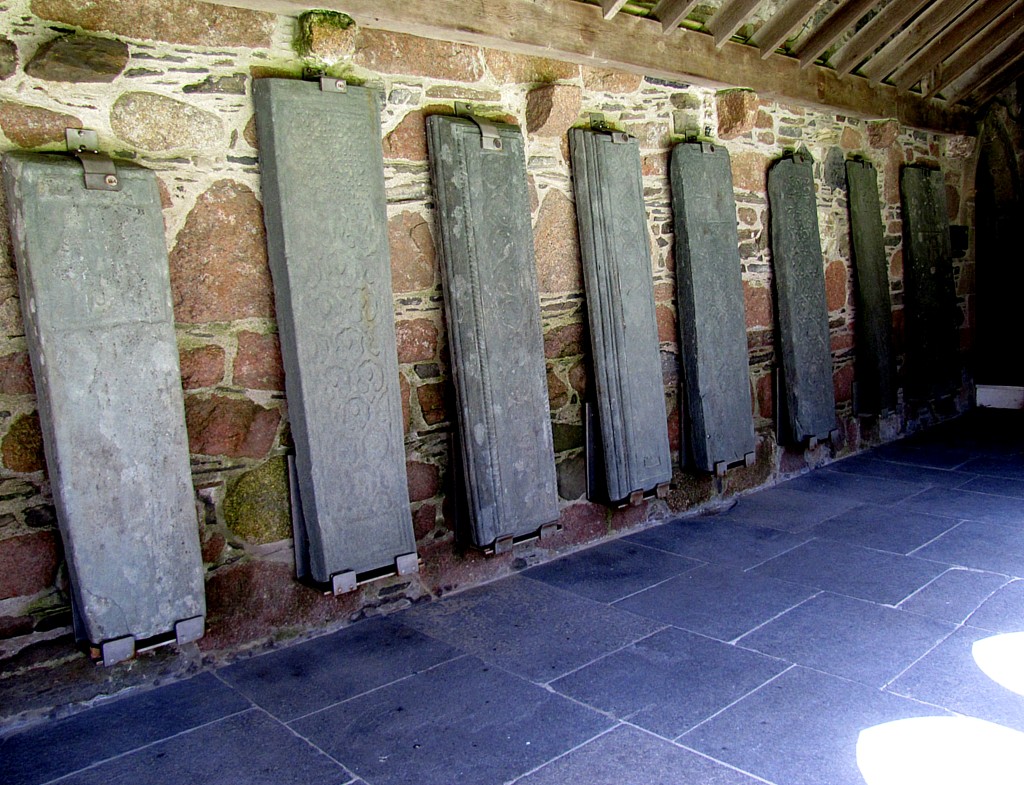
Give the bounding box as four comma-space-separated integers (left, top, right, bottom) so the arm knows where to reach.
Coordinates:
2, 410, 1024, 785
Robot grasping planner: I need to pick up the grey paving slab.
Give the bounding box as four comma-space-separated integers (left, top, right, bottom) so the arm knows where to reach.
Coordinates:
846, 160, 896, 415
718, 486, 861, 532
671, 142, 756, 472
738, 593, 955, 688
570, 129, 671, 500
1, 152, 203, 644
874, 441, 975, 469
900, 487, 1024, 528
614, 563, 816, 642
400, 576, 661, 682
768, 152, 836, 444
912, 520, 1024, 577
780, 468, 929, 504
59, 709, 349, 785
550, 626, 788, 738
625, 516, 810, 569
888, 625, 1024, 732
961, 474, 1024, 499
808, 503, 959, 555
427, 115, 558, 547
959, 455, 1024, 481
899, 567, 1011, 625
218, 617, 461, 721
515, 725, 764, 785
826, 453, 976, 487
966, 579, 1024, 633
291, 655, 612, 785
0, 673, 251, 785
681, 666, 941, 785
751, 538, 947, 604
523, 539, 701, 603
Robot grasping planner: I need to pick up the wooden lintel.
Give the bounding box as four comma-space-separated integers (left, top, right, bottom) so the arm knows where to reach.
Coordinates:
204, 0, 975, 135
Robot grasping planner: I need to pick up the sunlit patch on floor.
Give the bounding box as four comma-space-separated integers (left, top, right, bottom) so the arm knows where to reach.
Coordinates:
973, 631, 1024, 698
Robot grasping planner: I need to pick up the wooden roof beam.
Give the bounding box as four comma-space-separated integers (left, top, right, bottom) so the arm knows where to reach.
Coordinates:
969, 56, 1024, 108
935, 22, 1024, 102
707, 0, 764, 48
752, 0, 821, 59
794, 0, 878, 69
944, 31, 1024, 104
830, 0, 931, 76
926, 2, 1024, 98
859, 0, 974, 84
653, 0, 702, 33
601, 0, 629, 20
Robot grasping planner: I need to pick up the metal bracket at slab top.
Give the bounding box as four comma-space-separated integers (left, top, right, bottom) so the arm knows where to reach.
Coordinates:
319, 76, 347, 93
65, 128, 121, 192
589, 113, 629, 144
454, 102, 503, 151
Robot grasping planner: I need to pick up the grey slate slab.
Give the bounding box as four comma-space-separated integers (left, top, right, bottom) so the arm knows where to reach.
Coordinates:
767, 152, 836, 444
901, 487, 1024, 528
827, 452, 976, 487
961, 474, 1024, 499
570, 129, 672, 500
809, 503, 959, 555
959, 454, 1024, 481
718, 486, 861, 532
1, 152, 204, 645
427, 115, 558, 547
0, 673, 250, 785
845, 160, 896, 414
290, 655, 612, 785
912, 520, 1024, 577
900, 166, 959, 400
780, 468, 928, 504
900, 567, 1010, 625
670, 142, 756, 472
254, 79, 415, 581
874, 440, 975, 469
966, 579, 1024, 632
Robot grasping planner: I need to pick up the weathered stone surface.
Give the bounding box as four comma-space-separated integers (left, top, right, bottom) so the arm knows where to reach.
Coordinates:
355, 29, 482, 81
395, 318, 438, 364
233, 331, 284, 391
0, 352, 34, 395
383, 110, 428, 161
179, 344, 224, 390
169, 180, 273, 323
184, 395, 280, 459
183, 73, 247, 94
840, 126, 863, 151
26, 34, 128, 83
31, 0, 276, 48
825, 260, 847, 311
944, 135, 975, 159
0, 37, 16, 80
581, 66, 644, 94
407, 460, 440, 502
534, 189, 582, 293
571, 128, 671, 498
744, 281, 772, 329
0, 102, 81, 148
254, 79, 415, 580
716, 89, 758, 140
544, 322, 585, 358
2, 412, 44, 473
0, 531, 60, 600
417, 382, 446, 425
731, 151, 768, 192
824, 146, 846, 191
389, 211, 436, 292
526, 84, 582, 137
295, 10, 357, 64
671, 142, 756, 472
485, 49, 578, 83
768, 152, 836, 443
111, 92, 223, 152
1, 152, 204, 644
427, 115, 558, 546
242, 115, 258, 149
867, 119, 899, 149
224, 457, 291, 545
551, 421, 584, 452
556, 454, 586, 501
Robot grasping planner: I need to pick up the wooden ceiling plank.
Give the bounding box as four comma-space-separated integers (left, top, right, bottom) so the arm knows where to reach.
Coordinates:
707, 0, 764, 48
199, 0, 974, 134
968, 56, 1024, 107
601, 0, 630, 19
859, 0, 974, 83
794, 0, 877, 69
653, 0, 702, 32
752, 0, 821, 59
831, 0, 931, 76
933, 22, 1024, 100
944, 33, 1024, 104
892, 0, 1018, 92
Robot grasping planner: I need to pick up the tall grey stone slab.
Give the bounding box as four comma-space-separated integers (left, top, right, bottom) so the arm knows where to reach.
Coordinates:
670, 142, 756, 472
569, 129, 671, 501
254, 79, 415, 583
900, 166, 959, 401
845, 160, 897, 415
767, 152, 836, 444
1, 153, 204, 646
427, 115, 558, 548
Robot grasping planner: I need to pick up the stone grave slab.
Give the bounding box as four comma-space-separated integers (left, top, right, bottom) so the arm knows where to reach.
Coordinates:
900, 166, 959, 401
670, 142, 756, 472
767, 152, 836, 444
1, 152, 204, 648
254, 79, 415, 584
569, 128, 671, 501
427, 114, 559, 548
846, 160, 897, 415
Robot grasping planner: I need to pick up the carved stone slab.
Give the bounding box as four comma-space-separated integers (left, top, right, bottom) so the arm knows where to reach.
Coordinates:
254, 79, 415, 582
670, 142, 756, 472
427, 115, 559, 547
767, 153, 836, 443
569, 129, 671, 501
846, 160, 896, 415
900, 166, 958, 401
2, 153, 204, 645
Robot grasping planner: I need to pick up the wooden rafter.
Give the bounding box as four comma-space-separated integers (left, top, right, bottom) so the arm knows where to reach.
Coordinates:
830, 0, 931, 76
934, 21, 1024, 101
601, 0, 629, 20
794, 0, 877, 69
892, 0, 1018, 92
653, 0, 701, 33
943, 29, 1024, 104
752, 0, 821, 59
859, 0, 974, 84
969, 56, 1024, 108
707, 0, 763, 48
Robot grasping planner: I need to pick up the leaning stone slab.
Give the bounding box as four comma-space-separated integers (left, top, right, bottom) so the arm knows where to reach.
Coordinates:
427, 114, 559, 548
569, 128, 671, 501
671, 142, 756, 472
254, 79, 416, 585
2, 152, 204, 649
900, 166, 959, 401
767, 151, 836, 444
845, 160, 896, 415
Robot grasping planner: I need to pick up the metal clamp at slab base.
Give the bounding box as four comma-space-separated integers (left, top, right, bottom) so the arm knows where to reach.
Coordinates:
486, 522, 563, 556
326, 552, 422, 596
